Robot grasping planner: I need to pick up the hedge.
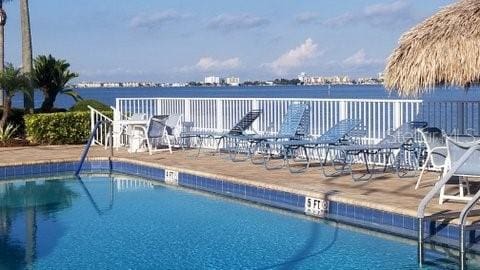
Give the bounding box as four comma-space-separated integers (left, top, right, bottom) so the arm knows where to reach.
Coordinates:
70, 99, 111, 112
24, 111, 113, 145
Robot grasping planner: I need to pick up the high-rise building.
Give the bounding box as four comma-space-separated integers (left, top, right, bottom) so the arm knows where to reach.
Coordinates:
204, 76, 220, 85
225, 76, 240, 86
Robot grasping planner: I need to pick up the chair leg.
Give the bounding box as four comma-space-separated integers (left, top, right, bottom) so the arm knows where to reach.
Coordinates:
415, 153, 431, 190
439, 184, 446, 204
465, 177, 471, 195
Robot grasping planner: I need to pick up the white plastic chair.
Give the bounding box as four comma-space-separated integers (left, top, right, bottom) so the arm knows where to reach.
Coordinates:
136, 114, 183, 154
416, 127, 448, 189
438, 137, 478, 204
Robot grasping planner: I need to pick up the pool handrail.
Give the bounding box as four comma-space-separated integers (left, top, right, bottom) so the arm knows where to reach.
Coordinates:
417, 138, 480, 268
75, 120, 114, 176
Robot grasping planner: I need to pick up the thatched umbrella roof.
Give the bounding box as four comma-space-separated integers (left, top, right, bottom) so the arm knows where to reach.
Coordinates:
384, 0, 480, 96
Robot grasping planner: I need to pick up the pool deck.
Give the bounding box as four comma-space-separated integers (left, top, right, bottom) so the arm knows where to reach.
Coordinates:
0, 145, 477, 224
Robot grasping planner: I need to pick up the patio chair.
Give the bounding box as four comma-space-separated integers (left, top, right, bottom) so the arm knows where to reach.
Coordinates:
135, 114, 183, 154
225, 103, 310, 163
180, 109, 262, 156
259, 119, 364, 173
437, 137, 477, 204
415, 127, 448, 189
326, 121, 427, 181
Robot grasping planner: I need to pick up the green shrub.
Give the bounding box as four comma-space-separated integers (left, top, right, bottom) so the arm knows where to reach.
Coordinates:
0, 108, 25, 137
25, 112, 91, 144
0, 123, 19, 145
70, 99, 111, 112
25, 110, 114, 145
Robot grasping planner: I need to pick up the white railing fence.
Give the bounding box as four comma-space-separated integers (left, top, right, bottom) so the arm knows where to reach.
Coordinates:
110, 97, 480, 150
89, 105, 113, 146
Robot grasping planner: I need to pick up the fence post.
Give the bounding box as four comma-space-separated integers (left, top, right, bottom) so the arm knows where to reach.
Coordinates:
112, 104, 121, 148
393, 101, 402, 129
339, 100, 347, 121
184, 99, 191, 122
457, 102, 465, 134
89, 106, 96, 146
252, 99, 260, 133
216, 99, 224, 132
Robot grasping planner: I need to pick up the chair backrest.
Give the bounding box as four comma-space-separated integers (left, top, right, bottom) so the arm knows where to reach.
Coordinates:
277, 103, 310, 138
130, 113, 147, 121
228, 110, 262, 135
165, 114, 183, 136
446, 137, 480, 176
419, 127, 445, 152
380, 121, 427, 145
317, 119, 362, 142
147, 115, 168, 138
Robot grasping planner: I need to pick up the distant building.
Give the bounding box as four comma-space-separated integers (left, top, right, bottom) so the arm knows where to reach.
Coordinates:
103, 82, 121, 88
225, 76, 240, 86
298, 73, 351, 85
123, 82, 140, 88
77, 82, 103, 88
204, 76, 220, 85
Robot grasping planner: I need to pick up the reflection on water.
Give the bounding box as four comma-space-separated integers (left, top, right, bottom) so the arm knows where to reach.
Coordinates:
0, 175, 153, 269
0, 179, 77, 269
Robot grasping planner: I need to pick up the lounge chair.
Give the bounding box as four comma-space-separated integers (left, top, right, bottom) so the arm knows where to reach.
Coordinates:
435, 137, 479, 204
180, 109, 262, 156
224, 103, 310, 163
259, 119, 364, 173
325, 121, 427, 181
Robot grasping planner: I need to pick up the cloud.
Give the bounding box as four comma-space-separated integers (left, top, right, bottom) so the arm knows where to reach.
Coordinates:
176, 56, 242, 73
324, 0, 415, 28
130, 10, 188, 29
342, 49, 384, 68
207, 14, 269, 32
295, 12, 321, 24
266, 38, 321, 75
195, 57, 241, 71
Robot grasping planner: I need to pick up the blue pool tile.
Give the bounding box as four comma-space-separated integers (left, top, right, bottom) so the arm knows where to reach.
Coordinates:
346, 204, 355, 218
393, 214, 404, 228
337, 203, 346, 216
404, 216, 415, 230
245, 185, 255, 197
372, 210, 383, 224
5, 167, 15, 177
329, 201, 338, 215
354, 206, 366, 221
297, 196, 305, 208
382, 212, 393, 226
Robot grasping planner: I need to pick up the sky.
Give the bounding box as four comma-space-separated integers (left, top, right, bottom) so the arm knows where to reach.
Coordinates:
4, 0, 454, 82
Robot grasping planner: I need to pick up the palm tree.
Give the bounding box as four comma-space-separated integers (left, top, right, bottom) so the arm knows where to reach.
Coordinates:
0, 0, 11, 107
20, 0, 33, 113
32, 54, 80, 112
0, 64, 30, 128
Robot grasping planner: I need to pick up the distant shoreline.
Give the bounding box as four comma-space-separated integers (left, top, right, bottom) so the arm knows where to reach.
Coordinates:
74, 83, 384, 90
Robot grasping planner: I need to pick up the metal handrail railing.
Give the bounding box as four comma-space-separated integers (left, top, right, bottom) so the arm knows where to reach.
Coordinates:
417, 144, 480, 268
75, 120, 113, 176
459, 188, 480, 269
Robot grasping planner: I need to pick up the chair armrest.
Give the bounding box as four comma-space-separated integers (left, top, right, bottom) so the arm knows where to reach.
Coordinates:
430, 146, 447, 153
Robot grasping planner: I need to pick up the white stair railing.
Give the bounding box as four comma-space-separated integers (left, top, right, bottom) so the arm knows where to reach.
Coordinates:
88, 105, 113, 146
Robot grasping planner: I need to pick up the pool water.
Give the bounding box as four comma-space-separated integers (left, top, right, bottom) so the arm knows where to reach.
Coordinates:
0, 174, 472, 269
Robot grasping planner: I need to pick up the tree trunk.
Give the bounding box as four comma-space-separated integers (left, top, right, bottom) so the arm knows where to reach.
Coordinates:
0, 95, 11, 129
0, 2, 5, 108
40, 90, 56, 112
21, 0, 34, 113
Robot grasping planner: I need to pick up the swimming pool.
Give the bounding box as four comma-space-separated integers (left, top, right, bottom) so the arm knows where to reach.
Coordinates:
0, 174, 474, 269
